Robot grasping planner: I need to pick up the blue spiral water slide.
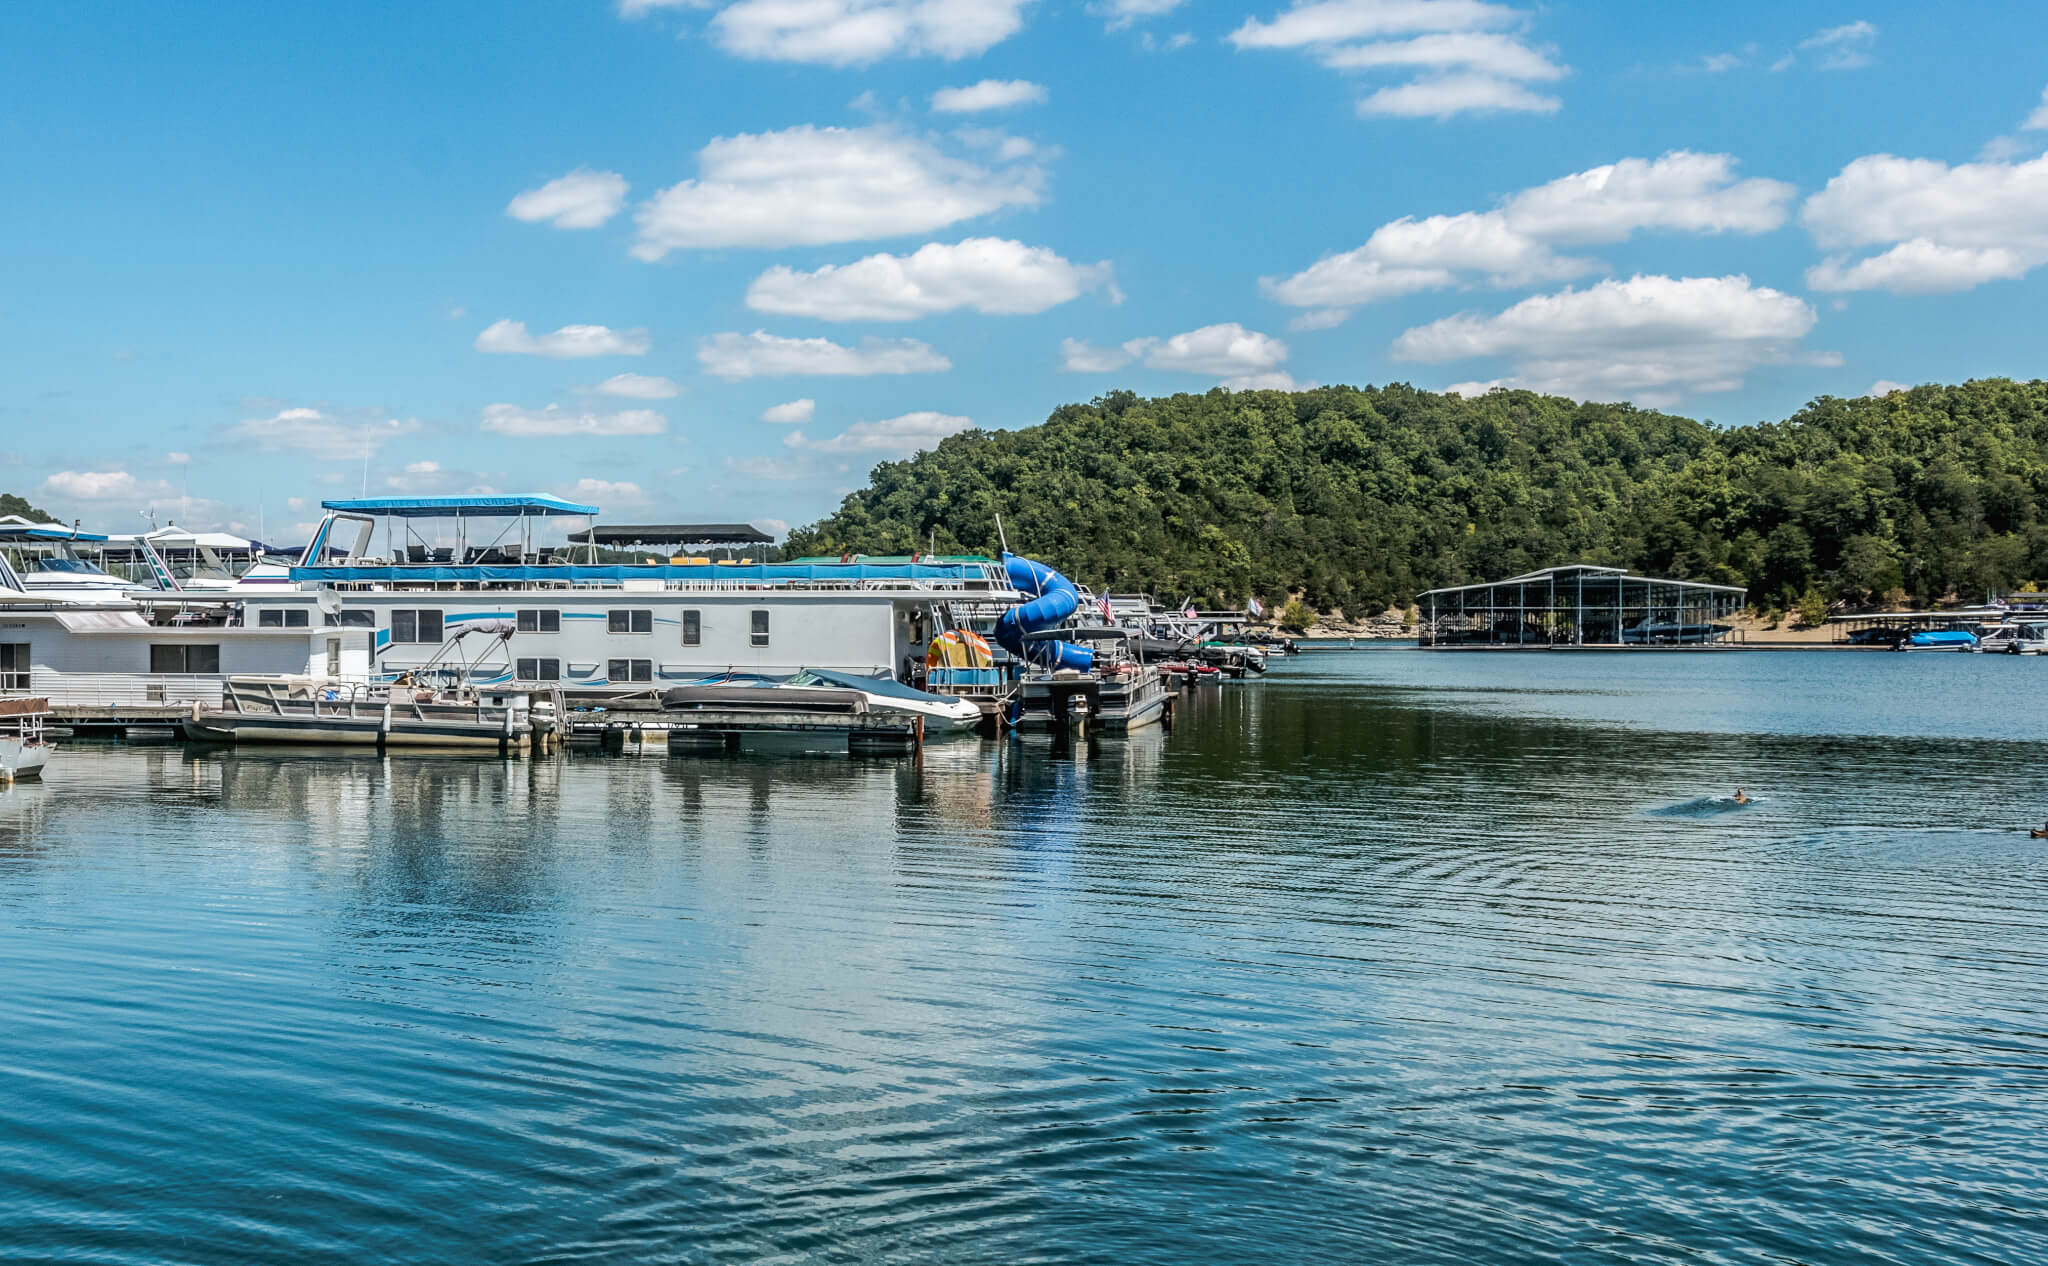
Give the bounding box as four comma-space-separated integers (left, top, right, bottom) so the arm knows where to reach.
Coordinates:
995, 552, 1094, 672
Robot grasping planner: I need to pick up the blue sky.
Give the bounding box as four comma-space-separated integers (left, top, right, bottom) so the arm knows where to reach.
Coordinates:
4, 1, 2046, 541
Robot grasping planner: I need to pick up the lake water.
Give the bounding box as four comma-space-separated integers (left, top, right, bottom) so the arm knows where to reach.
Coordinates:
2, 649, 2046, 1264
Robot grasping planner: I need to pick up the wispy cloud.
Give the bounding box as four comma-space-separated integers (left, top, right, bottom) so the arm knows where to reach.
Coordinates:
931, 79, 1047, 112
698, 331, 952, 380
506, 168, 629, 229
479, 404, 669, 437
1230, 0, 1567, 119
475, 320, 650, 358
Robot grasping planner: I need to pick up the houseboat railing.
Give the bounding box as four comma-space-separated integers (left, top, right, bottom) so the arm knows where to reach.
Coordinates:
1, 671, 227, 708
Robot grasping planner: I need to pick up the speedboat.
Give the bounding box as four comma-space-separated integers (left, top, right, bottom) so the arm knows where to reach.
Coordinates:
0, 522, 135, 606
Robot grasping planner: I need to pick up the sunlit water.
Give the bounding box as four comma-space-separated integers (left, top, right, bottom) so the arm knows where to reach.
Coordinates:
2, 649, 2046, 1264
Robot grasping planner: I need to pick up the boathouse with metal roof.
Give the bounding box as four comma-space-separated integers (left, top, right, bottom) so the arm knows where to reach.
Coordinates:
1415, 565, 1748, 648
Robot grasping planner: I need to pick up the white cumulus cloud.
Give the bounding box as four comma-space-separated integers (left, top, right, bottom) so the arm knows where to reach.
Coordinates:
1801, 151, 2048, 294
795, 411, 975, 455
475, 320, 650, 358
746, 238, 1112, 320
42, 470, 173, 502
1390, 273, 1826, 406
707, 0, 1032, 66
593, 373, 683, 399
932, 79, 1047, 112
1132, 323, 1290, 376
505, 168, 629, 229
1264, 151, 1794, 310
699, 330, 952, 380
230, 407, 421, 460
1231, 0, 1566, 119
1064, 323, 1291, 386
480, 404, 669, 437
761, 398, 817, 423
1867, 380, 1910, 397
632, 125, 1043, 257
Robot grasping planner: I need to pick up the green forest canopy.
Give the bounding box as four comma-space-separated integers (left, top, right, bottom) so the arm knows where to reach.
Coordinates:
0, 493, 55, 523
786, 378, 2048, 615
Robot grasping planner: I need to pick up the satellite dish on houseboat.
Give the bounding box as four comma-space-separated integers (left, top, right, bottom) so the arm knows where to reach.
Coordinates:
316, 591, 343, 616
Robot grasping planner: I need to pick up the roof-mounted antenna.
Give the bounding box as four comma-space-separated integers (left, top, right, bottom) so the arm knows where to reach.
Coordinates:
994, 512, 1010, 556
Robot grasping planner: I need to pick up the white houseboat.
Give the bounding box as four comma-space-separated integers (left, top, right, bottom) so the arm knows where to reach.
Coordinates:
0, 496, 1024, 709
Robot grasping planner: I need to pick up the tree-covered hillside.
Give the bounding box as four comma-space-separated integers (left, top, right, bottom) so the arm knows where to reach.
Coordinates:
786, 379, 2048, 614
0, 493, 54, 523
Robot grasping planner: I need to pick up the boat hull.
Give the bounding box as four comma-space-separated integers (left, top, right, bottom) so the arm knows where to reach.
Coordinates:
0, 737, 51, 781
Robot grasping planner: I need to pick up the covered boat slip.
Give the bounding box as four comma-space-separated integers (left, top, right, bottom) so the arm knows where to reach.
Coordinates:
1418, 565, 1747, 649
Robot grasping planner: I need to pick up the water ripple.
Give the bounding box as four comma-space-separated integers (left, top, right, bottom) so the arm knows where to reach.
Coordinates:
1, 653, 2047, 1262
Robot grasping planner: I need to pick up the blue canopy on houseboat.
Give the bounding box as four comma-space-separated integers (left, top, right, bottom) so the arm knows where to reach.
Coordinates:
318, 494, 599, 518
0, 525, 111, 541
287, 562, 993, 584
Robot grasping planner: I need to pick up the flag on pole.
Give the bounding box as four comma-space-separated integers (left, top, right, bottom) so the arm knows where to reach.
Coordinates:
1247, 596, 1265, 618
1098, 594, 1114, 622
1183, 603, 1197, 619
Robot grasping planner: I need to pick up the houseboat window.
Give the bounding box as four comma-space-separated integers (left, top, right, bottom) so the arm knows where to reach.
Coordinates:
0, 643, 27, 691
325, 638, 341, 676
150, 644, 221, 674
682, 610, 701, 646
516, 658, 561, 681
750, 610, 769, 647
608, 609, 653, 634
517, 609, 561, 633
606, 658, 653, 683
258, 608, 310, 628
391, 609, 444, 643
324, 610, 374, 628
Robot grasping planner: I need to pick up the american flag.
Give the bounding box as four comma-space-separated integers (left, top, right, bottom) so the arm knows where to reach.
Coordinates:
1098, 594, 1114, 622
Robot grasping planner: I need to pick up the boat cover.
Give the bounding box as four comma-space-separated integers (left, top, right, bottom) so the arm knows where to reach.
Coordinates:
798, 667, 969, 706
660, 684, 865, 712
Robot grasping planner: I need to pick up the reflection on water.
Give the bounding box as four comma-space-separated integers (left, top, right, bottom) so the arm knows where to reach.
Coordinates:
1, 651, 2046, 1264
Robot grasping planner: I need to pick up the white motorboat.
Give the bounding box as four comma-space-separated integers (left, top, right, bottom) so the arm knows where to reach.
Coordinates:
0, 697, 54, 781
1972, 621, 2048, 653
0, 520, 135, 606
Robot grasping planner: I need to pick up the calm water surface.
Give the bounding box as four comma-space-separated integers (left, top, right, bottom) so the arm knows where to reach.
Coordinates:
2, 650, 2046, 1264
